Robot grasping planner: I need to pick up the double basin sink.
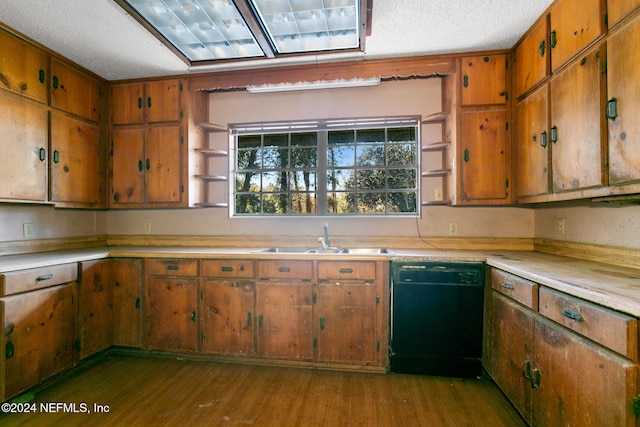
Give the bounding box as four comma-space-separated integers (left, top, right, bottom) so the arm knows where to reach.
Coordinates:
253, 247, 393, 255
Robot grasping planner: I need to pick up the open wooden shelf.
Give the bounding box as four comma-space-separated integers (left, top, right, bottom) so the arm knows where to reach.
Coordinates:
195, 175, 228, 182
194, 202, 229, 208
422, 169, 451, 177
196, 122, 227, 132
195, 148, 228, 157
421, 141, 451, 152
421, 112, 449, 124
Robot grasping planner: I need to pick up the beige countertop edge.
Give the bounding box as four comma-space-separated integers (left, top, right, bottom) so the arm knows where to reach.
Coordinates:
1, 247, 639, 317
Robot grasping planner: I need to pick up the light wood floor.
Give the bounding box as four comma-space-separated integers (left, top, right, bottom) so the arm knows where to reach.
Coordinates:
1, 353, 526, 427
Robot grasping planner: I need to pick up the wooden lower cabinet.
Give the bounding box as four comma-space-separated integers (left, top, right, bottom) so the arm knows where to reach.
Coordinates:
1, 283, 78, 401
317, 281, 377, 364
112, 258, 143, 348
486, 267, 640, 427
79, 260, 113, 359
486, 292, 535, 422
533, 317, 637, 426
200, 279, 254, 355
255, 282, 314, 360
147, 277, 198, 352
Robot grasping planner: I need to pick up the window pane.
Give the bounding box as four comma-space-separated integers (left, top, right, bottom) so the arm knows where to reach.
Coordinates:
388, 191, 417, 213
357, 169, 385, 190
235, 193, 260, 213
328, 130, 355, 167
327, 191, 355, 214
356, 128, 385, 144
387, 143, 416, 166
291, 193, 317, 213
263, 134, 288, 169
237, 149, 261, 170
290, 171, 317, 191
235, 172, 260, 192
388, 127, 416, 143
327, 169, 354, 191
357, 192, 386, 213
356, 144, 385, 166
388, 168, 416, 189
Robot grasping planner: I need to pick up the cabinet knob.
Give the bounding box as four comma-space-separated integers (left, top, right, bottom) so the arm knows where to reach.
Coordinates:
538, 40, 546, 57
5, 340, 14, 359
606, 98, 618, 120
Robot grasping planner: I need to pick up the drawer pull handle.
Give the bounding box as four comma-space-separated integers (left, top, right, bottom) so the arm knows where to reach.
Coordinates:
166, 265, 179, 271
531, 368, 541, 389
540, 131, 547, 149
221, 266, 233, 272
277, 267, 291, 273
319, 317, 326, 330
339, 268, 354, 274
502, 282, 514, 290
522, 359, 532, 380
39, 147, 46, 162
606, 98, 618, 120
5, 341, 14, 359
561, 308, 583, 322
36, 274, 54, 281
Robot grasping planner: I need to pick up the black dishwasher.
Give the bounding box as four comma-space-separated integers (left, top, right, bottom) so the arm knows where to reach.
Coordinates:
390, 261, 485, 378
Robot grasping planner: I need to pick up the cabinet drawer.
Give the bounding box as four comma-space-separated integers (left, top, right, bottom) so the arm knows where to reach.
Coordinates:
491, 268, 538, 310
539, 287, 638, 360
318, 261, 376, 282
202, 260, 255, 278
147, 259, 199, 277
257, 260, 313, 281
0, 263, 78, 296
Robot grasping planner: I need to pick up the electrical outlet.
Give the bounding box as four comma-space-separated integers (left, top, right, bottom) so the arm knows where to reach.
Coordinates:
144, 222, 152, 234
23, 223, 34, 238
449, 222, 458, 236
556, 218, 565, 234
434, 188, 443, 201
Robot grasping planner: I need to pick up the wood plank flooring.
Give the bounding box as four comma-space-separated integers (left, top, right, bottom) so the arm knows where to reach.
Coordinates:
0, 353, 526, 426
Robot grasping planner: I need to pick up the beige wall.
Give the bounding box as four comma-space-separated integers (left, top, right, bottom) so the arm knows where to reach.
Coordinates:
1, 78, 638, 250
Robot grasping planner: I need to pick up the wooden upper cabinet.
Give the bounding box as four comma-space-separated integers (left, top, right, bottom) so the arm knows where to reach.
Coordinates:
111, 83, 144, 125
112, 129, 145, 204
0, 94, 48, 202
515, 85, 550, 199
144, 126, 182, 203
111, 79, 182, 125
550, 43, 605, 193
607, 16, 640, 185
549, 0, 604, 72
50, 112, 104, 205
146, 79, 182, 123
460, 54, 508, 106
50, 58, 102, 122
607, 0, 640, 28
459, 109, 510, 203
514, 16, 549, 98
0, 31, 47, 103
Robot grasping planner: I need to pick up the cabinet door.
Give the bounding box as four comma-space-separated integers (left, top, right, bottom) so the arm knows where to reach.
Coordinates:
200, 279, 254, 355
112, 128, 145, 204
459, 110, 510, 202
515, 85, 550, 198
147, 278, 198, 352
50, 58, 102, 122
461, 54, 508, 106
514, 16, 549, 98
607, 0, 640, 28
1, 283, 77, 400
50, 112, 103, 205
0, 31, 47, 103
533, 317, 637, 427
550, 44, 605, 193
486, 292, 535, 424
256, 282, 313, 360
145, 79, 182, 124
317, 282, 377, 363
607, 17, 640, 185
111, 83, 145, 125
79, 260, 113, 359
549, 0, 603, 71
145, 126, 182, 203
0, 94, 47, 201
112, 258, 143, 348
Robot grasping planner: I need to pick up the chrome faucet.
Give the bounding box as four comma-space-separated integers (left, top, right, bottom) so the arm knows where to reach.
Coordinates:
319, 223, 331, 249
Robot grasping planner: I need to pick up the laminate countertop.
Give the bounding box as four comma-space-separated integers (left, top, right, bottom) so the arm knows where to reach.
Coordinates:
1, 246, 639, 317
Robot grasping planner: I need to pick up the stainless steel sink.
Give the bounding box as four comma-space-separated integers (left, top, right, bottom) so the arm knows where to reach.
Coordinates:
252, 247, 392, 255
340, 248, 393, 254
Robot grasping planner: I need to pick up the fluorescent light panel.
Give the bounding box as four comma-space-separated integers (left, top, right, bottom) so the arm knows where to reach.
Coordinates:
245, 77, 380, 93
121, 0, 361, 63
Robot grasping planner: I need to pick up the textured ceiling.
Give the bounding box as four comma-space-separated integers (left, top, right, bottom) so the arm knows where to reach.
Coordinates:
0, 0, 554, 81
